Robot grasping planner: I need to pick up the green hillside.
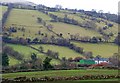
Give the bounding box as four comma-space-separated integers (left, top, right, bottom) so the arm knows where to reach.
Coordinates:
31, 44, 84, 59
5, 8, 54, 38
4, 8, 102, 39
4, 7, 118, 40
48, 22, 101, 38
48, 11, 102, 38
3, 6, 118, 66
49, 11, 118, 40
7, 44, 61, 65
73, 41, 118, 58
1, 3, 119, 83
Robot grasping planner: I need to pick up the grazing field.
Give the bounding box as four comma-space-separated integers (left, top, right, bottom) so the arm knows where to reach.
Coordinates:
5, 9, 51, 26
5, 8, 54, 38
31, 44, 84, 59
9, 56, 21, 66
72, 42, 118, 57
48, 22, 101, 38
4, 8, 103, 39
49, 11, 118, 40
48, 11, 102, 38
4, 8, 117, 39
7, 44, 61, 65
3, 69, 118, 78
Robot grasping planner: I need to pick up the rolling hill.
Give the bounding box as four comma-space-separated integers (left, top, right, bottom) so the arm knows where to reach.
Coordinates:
2, 4, 118, 66
7, 44, 61, 65
31, 44, 84, 59
72, 41, 118, 58
5, 8, 54, 39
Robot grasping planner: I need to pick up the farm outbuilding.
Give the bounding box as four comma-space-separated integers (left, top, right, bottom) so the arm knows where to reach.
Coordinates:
93, 58, 109, 64
79, 59, 95, 65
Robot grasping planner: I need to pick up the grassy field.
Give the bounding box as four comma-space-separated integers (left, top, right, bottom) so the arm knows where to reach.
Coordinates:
9, 56, 21, 66
31, 44, 84, 59
48, 11, 102, 38
3, 6, 118, 66
73, 42, 118, 58
7, 44, 61, 65
4, 8, 117, 40
48, 22, 101, 38
4, 8, 102, 39
5, 8, 54, 38
49, 11, 118, 40
3, 69, 118, 78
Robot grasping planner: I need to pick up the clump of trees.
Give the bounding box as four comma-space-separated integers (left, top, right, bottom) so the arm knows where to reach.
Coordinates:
46, 50, 59, 59
43, 57, 53, 70
3, 36, 27, 45
39, 46, 44, 53
73, 57, 83, 62
90, 37, 99, 43
114, 35, 120, 45
83, 51, 93, 59
2, 52, 9, 67
30, 53, 42, 69
9, 27, 17, 33
107, 23, 113, 27
37, 17, 47, 27
109, 53, 120, 67
81, 20, 97, 29
3, 45, 23, 60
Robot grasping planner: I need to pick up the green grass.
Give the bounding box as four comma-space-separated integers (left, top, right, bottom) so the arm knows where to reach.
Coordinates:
3, 69, 118, 78
48, 11, 102, 38
5, 8, 54, 38
31, 44, 84, 59
4, 8, 117, 40
7, 44, 61, 65
9, 56, 21, 66
49, 11, 118, 40
72, 42, 118, 57
6, 8, 51, 26
5, 8, 102, 39
48, 22, 101, 38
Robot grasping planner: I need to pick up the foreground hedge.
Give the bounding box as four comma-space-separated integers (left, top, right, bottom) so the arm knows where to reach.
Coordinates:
2, 75, 120, 83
